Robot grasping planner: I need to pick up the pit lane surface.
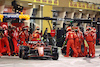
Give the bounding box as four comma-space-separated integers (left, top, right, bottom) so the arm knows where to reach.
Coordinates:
0, 47, 100, 67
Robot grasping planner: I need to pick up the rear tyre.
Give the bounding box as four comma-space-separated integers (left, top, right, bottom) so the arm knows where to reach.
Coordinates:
61, 46, 66, 55
52, 53, 59, 60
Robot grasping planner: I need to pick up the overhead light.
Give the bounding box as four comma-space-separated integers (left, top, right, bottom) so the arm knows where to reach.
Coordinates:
72, 0, 78, 2
89, 2, 93, 5
89, 18, 91, 20
79, 9, 82, 12
51, 10, 59, 12
28, 2, 33, 6
40, 5, 44, 7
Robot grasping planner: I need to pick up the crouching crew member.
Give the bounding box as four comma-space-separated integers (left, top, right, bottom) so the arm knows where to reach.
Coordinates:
19, 27, 27, 46
31, 27, 41, 41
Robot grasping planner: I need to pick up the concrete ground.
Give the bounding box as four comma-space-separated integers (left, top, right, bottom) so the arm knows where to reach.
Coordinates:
0, 46, 100, 67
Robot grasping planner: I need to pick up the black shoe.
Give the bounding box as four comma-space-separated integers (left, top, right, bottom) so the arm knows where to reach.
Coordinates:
86, 55, 88, 57
89, 56, 91, 58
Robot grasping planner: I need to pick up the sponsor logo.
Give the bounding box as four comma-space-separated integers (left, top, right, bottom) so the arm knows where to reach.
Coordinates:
4, 14, 19, 18
28, 41, 43, 44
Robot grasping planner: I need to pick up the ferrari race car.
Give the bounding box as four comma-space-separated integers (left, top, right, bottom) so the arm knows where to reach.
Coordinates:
19, 41, 59, 60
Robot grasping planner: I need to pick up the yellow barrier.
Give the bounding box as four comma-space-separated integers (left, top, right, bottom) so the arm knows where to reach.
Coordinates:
0, 14, 3, 22
43, 5, 53, 34
19, 12, 30, 20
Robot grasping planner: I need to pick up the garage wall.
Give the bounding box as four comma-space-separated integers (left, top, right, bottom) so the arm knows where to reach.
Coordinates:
79, 0, 100, 4
43, 5, 53, 33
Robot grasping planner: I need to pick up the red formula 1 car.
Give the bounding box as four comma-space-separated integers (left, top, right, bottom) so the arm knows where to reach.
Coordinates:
19, 41, 59, 60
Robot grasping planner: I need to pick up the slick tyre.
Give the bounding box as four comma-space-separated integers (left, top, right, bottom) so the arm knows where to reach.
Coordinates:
52, 53, 59, 60
22, 51, 28, 59
61, 46, 66, 55
19, 46, 23, 58
19, 49, 22, 58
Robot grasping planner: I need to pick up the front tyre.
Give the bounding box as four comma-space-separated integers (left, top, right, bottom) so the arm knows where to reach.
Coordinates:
22, 50, 28, 59
19, 46, 23, 58
19, 49, 22, 58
